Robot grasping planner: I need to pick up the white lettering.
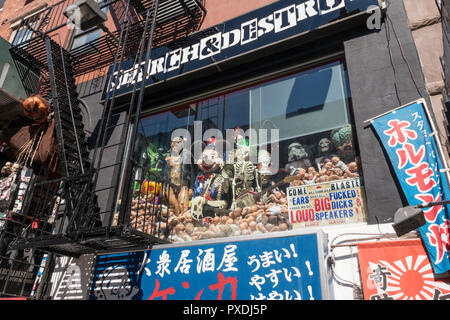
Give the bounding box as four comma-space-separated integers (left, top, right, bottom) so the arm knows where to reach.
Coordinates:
199, 33, 222, 60
296, 0, 319, 21
166, 49, 182, 72
257, 14, 274, 37
274, 5, 297, 33
150, 57, 165, 75
319, 0, 345, 15
222, 29, 241, 49
181, 43, 200, 64
241, 18, 258, 45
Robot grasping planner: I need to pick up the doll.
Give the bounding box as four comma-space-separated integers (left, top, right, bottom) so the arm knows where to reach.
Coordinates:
329, 167, 344, 181
316, 174, 330, 183
257, 149, 279, 191
1, 162, 12, 176
344, 161, 360, 178
330, 125, 354, 163
284, 142, 313, 175
331, 156, 348, 171
165, 136, 193, 214
191, 139, 231, 219
303, 172, 317, 185
319, 161, 334, 176
289, 168, 306, 187
307, 166, 319, 179
315, 137, 337, 168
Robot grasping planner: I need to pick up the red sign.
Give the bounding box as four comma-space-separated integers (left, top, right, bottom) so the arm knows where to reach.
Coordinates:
357, 239, 450, 300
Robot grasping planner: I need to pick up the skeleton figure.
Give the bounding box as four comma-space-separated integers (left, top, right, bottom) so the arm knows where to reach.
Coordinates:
232, 144, 260, 201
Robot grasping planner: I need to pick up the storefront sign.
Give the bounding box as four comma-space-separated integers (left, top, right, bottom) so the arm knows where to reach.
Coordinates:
106, 0, 379, 97
90, 230, 332, 300
357, 239, 450, 300
287, 177, 366, 228
371, 100, 450, 275
0, 265, 38, 297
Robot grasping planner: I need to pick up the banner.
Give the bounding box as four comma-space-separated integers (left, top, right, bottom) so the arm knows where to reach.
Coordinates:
90, 231, 332, 300
357, 239, 450, 300
371, 100, 450, 274
287, 177, 366, 228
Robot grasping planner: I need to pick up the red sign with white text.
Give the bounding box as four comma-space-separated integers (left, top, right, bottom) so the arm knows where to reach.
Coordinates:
357, 239, 450, 300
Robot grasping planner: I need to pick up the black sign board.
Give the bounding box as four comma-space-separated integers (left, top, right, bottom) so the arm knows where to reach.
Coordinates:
105, 0, 379, 98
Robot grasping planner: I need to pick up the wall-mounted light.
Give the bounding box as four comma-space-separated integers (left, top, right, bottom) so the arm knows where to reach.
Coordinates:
393, 199, 450, 237
393, 206, 426, 237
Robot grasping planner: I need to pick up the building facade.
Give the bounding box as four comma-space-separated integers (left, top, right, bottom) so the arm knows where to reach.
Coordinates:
0, 0, 449, 301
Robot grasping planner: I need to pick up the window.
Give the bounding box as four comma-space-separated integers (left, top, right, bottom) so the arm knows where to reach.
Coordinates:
127, 60, 367, 242
11, 22, 35, 47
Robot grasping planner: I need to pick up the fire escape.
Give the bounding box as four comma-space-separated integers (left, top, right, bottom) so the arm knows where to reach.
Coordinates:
7, 0, 206, 260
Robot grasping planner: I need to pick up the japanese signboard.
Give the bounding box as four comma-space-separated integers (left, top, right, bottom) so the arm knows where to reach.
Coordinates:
90, 230, 333, 300
287, 177, 366, 228
358, 239, 450, 300
371, 99, 450, 274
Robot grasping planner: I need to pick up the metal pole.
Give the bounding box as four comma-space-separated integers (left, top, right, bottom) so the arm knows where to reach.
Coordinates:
116, 0, 160, 226
34, 253, 55, 300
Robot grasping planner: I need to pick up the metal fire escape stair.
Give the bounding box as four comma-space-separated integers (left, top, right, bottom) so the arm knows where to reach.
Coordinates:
45, 37, 90, 177
6, 0, 207, 258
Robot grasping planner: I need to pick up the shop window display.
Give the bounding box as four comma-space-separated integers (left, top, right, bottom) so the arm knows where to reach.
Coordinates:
124, 60, 367, 242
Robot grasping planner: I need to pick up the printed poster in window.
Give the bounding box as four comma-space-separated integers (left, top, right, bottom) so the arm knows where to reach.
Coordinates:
357, 239, 450, 300
287, 177, 366, 228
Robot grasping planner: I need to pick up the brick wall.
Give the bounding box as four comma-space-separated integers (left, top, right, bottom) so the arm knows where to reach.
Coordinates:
402, 0, 450, 161
0, 0, 56, 41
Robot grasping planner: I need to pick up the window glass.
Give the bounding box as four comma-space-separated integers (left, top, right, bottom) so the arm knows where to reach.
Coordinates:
72, 28, 103, 49
124, 60, 367, 243
249, 61, 350, 143
12, 23, 35, 46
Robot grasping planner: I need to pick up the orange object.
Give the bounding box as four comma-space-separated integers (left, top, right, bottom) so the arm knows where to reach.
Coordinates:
141, 181, 162, 196
357, 239, 450, 300
23, 95, 50, 123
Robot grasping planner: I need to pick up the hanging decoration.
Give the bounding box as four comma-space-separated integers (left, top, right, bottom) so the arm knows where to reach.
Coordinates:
22, 95, 51, 124
369, 99, 450, 275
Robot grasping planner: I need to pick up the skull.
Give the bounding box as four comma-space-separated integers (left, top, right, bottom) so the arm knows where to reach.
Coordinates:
288, 143, 308, 162
318, 138, 332, 154
257, 150, 272, 174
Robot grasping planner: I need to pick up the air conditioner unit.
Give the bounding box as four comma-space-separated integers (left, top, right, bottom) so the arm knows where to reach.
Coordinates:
64, 0, 107, 31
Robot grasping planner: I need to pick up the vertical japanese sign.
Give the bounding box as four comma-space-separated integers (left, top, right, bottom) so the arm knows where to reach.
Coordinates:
358, 239, 450, 300
371, 100, 450, 274
90, 230, 332, 300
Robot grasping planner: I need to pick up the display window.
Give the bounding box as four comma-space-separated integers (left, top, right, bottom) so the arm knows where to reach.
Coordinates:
121, 59, 367, 242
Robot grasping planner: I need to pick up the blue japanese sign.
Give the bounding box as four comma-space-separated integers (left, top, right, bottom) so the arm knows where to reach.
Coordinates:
371, 100, 450, 274
90, 230, 331, 300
